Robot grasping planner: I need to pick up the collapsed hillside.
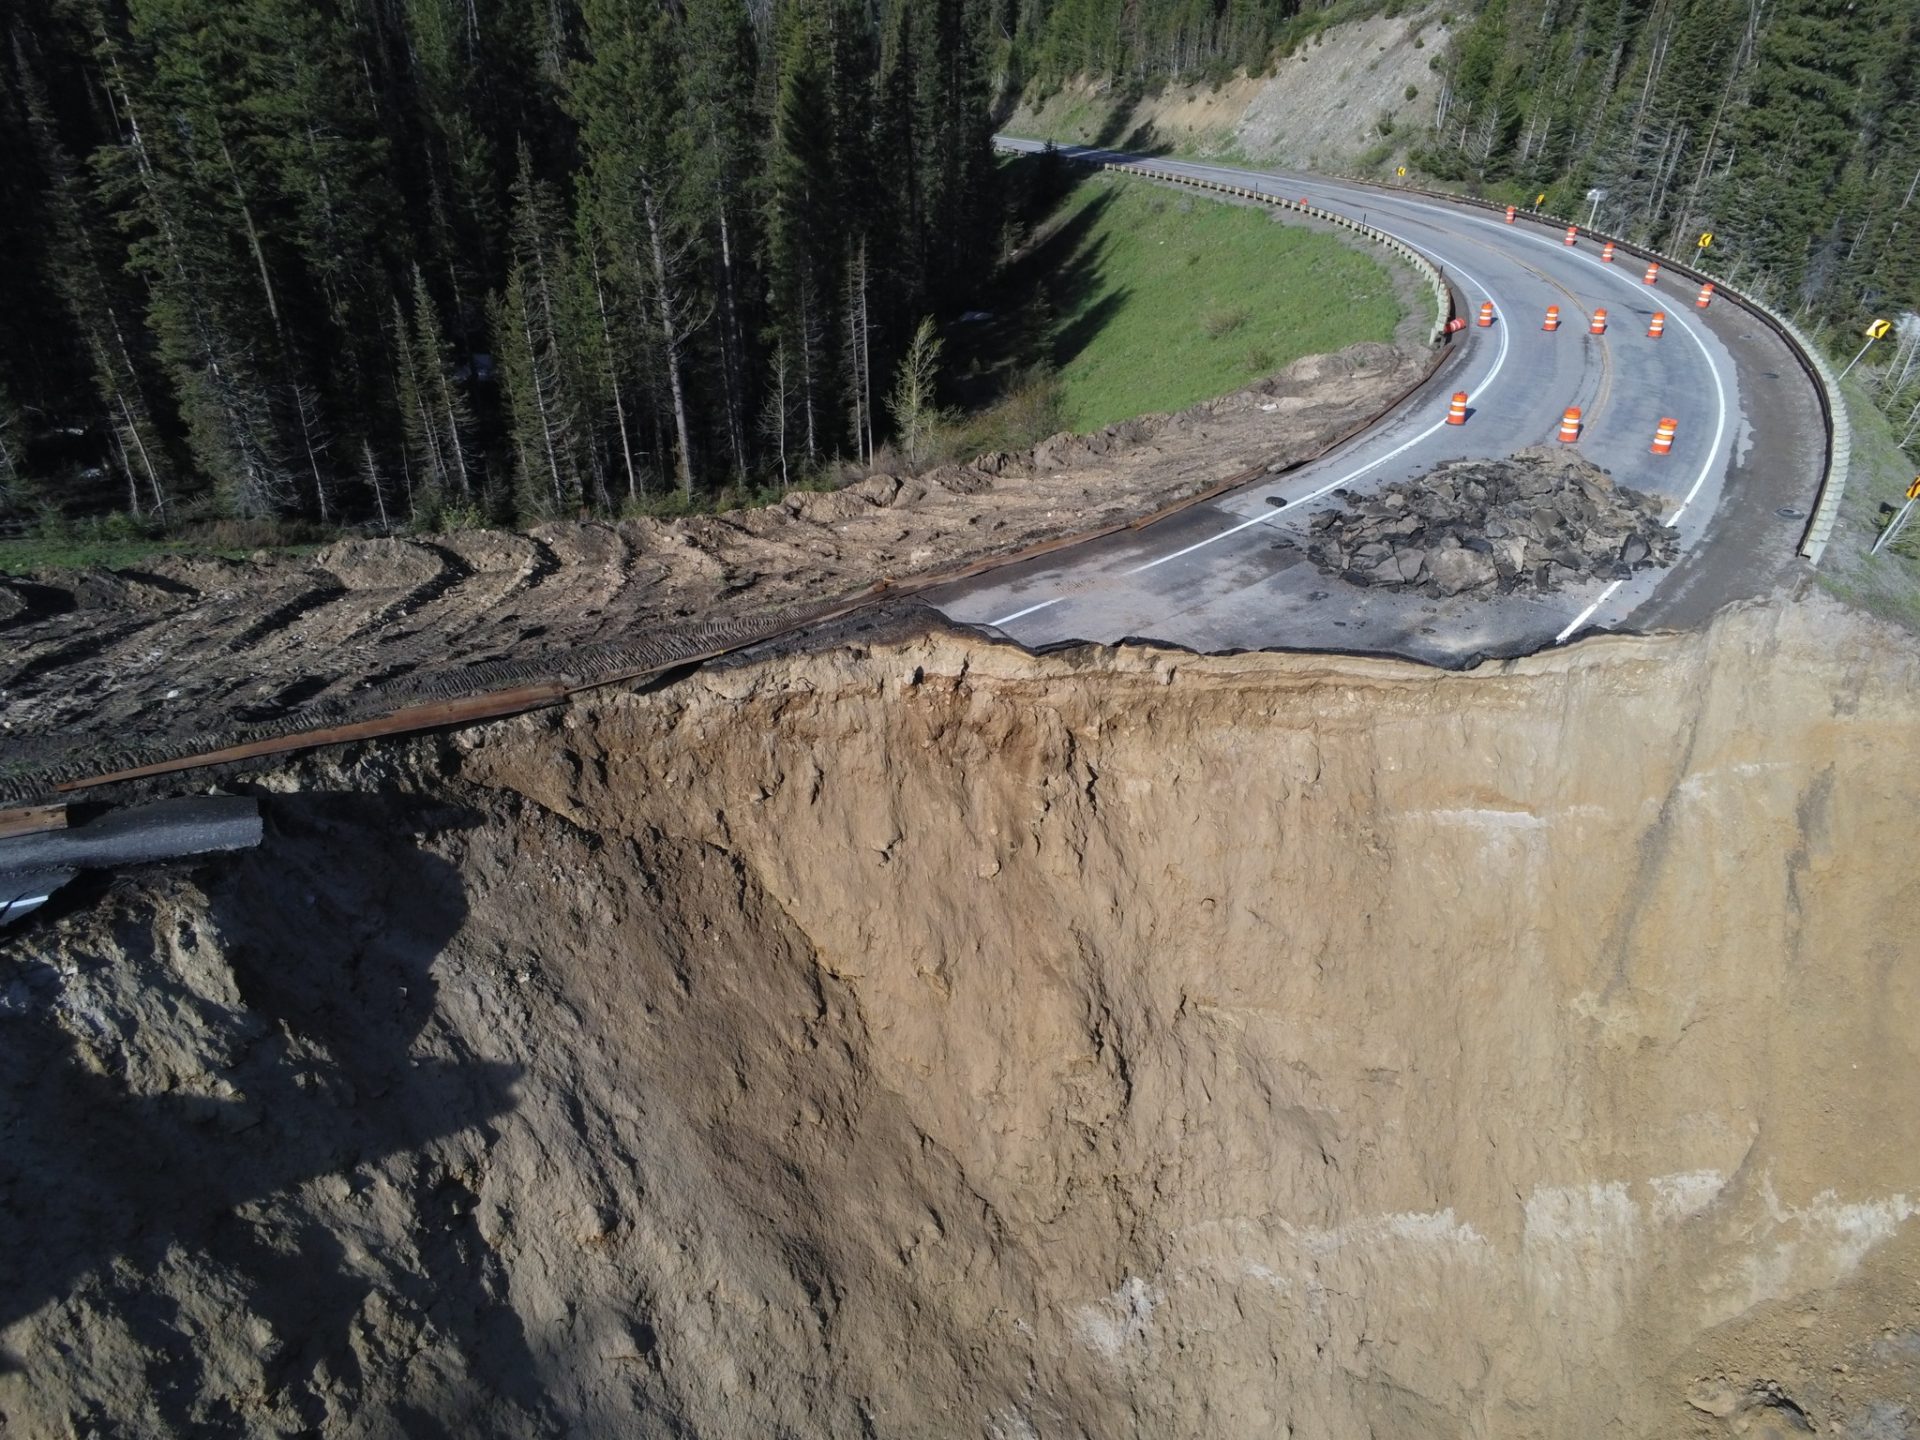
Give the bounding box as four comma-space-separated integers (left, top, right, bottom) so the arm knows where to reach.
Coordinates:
4, 591, 1918, 1438
0, 341, 1426, 792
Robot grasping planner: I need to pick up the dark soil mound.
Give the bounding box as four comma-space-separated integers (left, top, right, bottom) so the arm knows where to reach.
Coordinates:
1296, 447, 1679, 598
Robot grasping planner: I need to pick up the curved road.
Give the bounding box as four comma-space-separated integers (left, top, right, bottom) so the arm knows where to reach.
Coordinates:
930, 141, 1827, 666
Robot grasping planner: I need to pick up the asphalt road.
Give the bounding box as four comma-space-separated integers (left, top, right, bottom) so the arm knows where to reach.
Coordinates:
0, 797, 261, 924
929, 142, 1827, 666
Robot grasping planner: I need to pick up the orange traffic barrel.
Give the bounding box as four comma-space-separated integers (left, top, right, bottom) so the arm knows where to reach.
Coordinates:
1558, 407, 1582, 443
1505, 205, 1517, 223
1643, 261, 1660, 284
1298, 196, 1308, 206
1602, 241, 1616, 262
1477, 301, 1495, 327
1564, 225, 1578, 246
1651, 417, 1677, 454
1589, 308, 1609, 334
1446, 392, 1469, 425
1647, 311, 1666, 338
1543, 304, 1562, 331
1444, 315, 1467, 334
1696, 282, 1714, 309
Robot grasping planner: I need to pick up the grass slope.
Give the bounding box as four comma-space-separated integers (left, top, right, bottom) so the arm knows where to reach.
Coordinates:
1016, 170, 1401, 432
1815, 378, 1920, 631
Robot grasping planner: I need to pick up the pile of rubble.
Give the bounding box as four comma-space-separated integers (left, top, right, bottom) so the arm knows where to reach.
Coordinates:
1294, 447, 1679, 597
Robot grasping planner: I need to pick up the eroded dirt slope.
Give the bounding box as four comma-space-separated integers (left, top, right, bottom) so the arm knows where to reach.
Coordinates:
0, 343, 1424, 792
4, 592, 1917, 1438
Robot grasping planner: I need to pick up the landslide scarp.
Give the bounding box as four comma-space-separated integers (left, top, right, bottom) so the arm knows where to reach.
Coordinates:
2, 592, 1917, 1439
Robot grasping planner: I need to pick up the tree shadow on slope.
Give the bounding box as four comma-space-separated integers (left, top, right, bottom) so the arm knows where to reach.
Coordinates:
0, 792, 557, 1435
1088, 88, 1176, 158
943, 176, 1130, 420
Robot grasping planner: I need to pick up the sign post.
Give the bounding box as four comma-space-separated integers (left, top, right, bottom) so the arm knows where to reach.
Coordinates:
1839, 319, 1893, 381
1869, 478, 1920, 556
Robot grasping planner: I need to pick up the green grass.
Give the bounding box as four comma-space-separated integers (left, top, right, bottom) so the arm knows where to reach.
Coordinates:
1023, 171, 1401, 431
1814, 378, 1920, 631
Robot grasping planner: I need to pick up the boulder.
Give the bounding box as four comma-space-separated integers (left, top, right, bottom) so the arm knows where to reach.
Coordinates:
1427, 546, 1498, 596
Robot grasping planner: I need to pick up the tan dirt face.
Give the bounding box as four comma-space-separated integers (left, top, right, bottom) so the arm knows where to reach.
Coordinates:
4, 592, 1917, 1437
1006, 13, 1451, 172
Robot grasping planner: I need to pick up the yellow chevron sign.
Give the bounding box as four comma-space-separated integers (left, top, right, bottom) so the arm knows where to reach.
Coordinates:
1696, 231, 1713, 248
1867, 318, 1892, 339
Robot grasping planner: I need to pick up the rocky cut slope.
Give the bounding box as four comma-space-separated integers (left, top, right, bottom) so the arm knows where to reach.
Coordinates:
3, 592, 1918, 1438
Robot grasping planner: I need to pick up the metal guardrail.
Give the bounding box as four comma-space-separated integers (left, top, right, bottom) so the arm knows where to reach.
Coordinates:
1089, 161, 1456, 346
1008, 140, 1846, 565
1017, 145, 1456, 346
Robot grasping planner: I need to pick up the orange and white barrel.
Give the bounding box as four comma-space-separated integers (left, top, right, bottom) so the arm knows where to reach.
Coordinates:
1505, 205, 1517, 223
1558, 407, 1583, 443
1564, 225, 1578, 246
1543, 305, 1562, 331
1602, 241, 1616, 263
1696, 282, 1715, 309
1589, 308, 1608, 334
1643, 261, 1661, 285
1651, 417, 1678, 454
1648, 311, 1666, 339
1477, 301, 1495, 327
1446, 392, 1469, 425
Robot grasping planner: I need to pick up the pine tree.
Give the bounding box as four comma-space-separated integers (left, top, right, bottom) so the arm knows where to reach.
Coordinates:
11, 29, 172, 519
767, 0, 841, 467
405, 267, 476, 502
681, 0, 763, 478
571, 0, 701, 497
493, 144, 585, 516
887, 315, 944, 469
0, 376, 25, 509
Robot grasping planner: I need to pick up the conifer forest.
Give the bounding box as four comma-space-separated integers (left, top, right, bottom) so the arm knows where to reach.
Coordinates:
0, 0, 998, 528
4, 0, 1917, 534
1006, 0, 1919, 336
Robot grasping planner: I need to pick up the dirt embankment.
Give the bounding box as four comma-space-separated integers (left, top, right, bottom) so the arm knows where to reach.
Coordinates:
0, 342, 1425, 793
1005, 11, 1450, 172
4, 592, 1918, 1438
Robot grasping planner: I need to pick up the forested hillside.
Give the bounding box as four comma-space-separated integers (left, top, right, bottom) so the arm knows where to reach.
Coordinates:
1002, 0, 1918, 334
0, 0, 996, 530
1423, 0, 1920, 326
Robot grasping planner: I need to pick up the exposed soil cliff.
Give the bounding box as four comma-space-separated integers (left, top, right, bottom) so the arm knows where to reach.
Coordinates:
4, 591, 1918, 1438
1005, 12, 1449, 172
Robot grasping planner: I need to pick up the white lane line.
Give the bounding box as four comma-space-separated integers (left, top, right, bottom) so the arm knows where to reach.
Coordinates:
1034, 154, 1733, 646
1170, 162, 1730, 528
986, 233, 1513, 630
1287, 180, 1732, 640
991, 596, 1064, 625
1554, 580, 1624, 644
